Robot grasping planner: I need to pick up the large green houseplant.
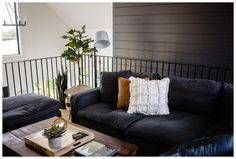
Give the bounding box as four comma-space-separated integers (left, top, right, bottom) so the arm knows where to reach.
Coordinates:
62, 25, 96, 62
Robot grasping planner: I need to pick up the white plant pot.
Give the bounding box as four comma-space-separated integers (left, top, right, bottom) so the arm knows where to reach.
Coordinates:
48, 137, 62, 149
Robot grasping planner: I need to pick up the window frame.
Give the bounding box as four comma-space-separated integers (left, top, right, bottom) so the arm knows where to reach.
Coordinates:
2, 2, 21, 56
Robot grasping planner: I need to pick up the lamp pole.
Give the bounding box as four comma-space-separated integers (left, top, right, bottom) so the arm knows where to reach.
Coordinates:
93, 48, 98, 88
93, 31, 110, 88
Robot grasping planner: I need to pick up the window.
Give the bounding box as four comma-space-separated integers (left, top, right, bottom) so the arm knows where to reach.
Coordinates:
1, 2, 21, 56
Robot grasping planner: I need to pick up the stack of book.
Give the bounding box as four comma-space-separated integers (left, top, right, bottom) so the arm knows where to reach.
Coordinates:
74, 140, 118, 156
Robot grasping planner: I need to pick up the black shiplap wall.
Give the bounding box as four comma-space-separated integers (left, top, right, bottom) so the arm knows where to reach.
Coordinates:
113, 3, 233, 69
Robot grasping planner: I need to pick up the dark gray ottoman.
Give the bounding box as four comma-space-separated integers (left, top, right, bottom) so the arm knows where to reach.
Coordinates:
3, 93, 63, 133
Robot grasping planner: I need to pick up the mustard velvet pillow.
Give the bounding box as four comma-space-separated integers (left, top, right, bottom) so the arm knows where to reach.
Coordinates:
117, 77, 130, 109
117, 77, 149, 109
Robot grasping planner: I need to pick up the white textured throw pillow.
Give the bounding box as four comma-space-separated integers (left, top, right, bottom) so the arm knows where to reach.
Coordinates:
128, 77, 170, 115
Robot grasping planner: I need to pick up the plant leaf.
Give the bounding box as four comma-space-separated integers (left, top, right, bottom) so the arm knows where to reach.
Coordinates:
62, 35, 71, 39
82, 25, 86, 31
67, 29, 74, 35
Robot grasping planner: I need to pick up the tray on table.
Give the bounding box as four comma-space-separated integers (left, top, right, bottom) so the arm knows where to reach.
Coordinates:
24, 122, 94, 156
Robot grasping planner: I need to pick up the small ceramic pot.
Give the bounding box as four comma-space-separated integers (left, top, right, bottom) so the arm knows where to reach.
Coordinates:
48, 137, 62, 149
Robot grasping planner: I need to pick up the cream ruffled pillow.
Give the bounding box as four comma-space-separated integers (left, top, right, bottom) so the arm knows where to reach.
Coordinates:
128, 77, 170, 115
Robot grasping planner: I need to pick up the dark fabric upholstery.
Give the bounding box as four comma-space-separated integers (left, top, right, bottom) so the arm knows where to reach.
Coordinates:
202, 122, 233, 137
126, 137, 168, 156
3, 93, 62, 133
100, 71, 132, 105
220, 83, 233, 129
78, 103, 144, 130
131, 72, 161, 80
96, 109, 144, 130
160, 134, 233, 156
71, 88, 100, 123
77, 102, 114, 120
168, 77, 221, 116
78, 118, 125, 140
124, 110, 216, 148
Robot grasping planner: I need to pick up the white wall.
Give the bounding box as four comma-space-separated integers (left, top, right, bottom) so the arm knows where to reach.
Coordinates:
49, 3, 113, 56
3, 3, 70, 63
2, 3, 113, 96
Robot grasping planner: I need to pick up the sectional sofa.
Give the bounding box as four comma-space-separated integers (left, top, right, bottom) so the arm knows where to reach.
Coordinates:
71, 71, 233, 156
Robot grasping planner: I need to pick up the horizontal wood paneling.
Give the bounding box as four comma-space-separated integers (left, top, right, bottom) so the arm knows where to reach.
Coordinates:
114, 24, 232, 34
114, 49, 232, 68
114, 3, 232, 16
113, 3, 233, 70
114, 13, 232, 24
114, 41, 232, 56
114, 33, 232, 46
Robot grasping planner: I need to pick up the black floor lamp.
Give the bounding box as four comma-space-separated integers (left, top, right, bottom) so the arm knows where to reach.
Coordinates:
93, 31, 110, 88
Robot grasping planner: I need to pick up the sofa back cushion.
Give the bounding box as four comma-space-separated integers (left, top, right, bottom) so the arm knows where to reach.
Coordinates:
168, 77, 221, 116
100, 71, 132, 105
220, 83, 233, 128
131, 72, 161, 80
100, 71, 161, 106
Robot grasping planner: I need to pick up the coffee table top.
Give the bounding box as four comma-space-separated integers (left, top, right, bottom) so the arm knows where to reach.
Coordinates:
3, 117, 137, 156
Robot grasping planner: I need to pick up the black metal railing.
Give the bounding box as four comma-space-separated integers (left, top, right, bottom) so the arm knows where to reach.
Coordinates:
2, 54, 233, 98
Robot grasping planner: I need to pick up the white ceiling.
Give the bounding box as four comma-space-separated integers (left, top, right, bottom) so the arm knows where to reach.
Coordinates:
48, 3, 112, 29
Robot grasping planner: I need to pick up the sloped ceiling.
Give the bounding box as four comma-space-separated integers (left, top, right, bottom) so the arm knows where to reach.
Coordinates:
48, 3, 112, 29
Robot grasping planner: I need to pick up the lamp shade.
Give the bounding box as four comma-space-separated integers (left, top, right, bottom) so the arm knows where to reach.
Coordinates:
94, 31, 110, 49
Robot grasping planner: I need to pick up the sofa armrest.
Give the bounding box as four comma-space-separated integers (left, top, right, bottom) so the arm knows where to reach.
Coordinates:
71, 88, 100, 123
160, 134, 233, 156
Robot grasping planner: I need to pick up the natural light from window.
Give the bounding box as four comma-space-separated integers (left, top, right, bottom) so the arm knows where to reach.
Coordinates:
1, 2, 20, 56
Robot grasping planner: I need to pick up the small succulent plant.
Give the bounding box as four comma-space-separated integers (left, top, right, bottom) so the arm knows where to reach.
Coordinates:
42, 125, 66, 139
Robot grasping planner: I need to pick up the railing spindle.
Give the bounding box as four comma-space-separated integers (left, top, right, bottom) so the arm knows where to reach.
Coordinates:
167, 63, 170, 76
223, 69, 227, 83
23, 61, 28, 94
4, 64, 9, 93
162, 62, 164, 77
216, 68, 219, 81
41, 59, 45, 95
73, 61, 76, 86
18, 62, 23, 94
46, 59, 50, 97
29, 61, 34, 93
186, 64, 189, 78
180, 64, 183, 77
140, 61, 142, 72
193, 65, 197, 79
35, 60, 40, 94
11, 63, 16, 96
201, 66, 204, 79
208, 67, 211, 80
150, 61, 153, 73
174, 63, 176, 76
51, 58, 55, 99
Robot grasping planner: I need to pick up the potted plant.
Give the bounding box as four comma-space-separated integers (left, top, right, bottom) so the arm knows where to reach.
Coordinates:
42, 118, 67, 149
55, 67, 67, 107
61, 25, 96, 86
61, 25, 96, 62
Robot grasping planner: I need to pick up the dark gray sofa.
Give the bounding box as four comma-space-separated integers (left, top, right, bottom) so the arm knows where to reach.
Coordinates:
3, 93, 63, 133
71, 71, 233, 156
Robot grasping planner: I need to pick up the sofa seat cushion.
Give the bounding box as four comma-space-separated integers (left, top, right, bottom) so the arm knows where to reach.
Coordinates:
78, 103, 144, 130
78, 102, 115, 120
3, 93, 62, 132
96, 109, 144, 130
124, 110, 216, 148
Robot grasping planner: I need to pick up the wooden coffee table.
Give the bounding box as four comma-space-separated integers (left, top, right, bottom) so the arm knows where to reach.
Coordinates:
3, 117, 137, 156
